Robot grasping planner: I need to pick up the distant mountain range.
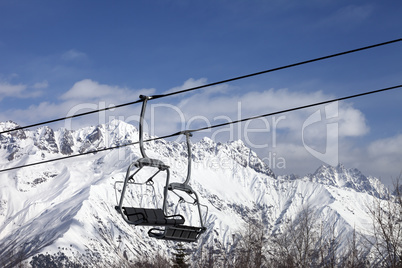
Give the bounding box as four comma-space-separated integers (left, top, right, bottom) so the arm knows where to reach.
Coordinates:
0, 120, 388, 267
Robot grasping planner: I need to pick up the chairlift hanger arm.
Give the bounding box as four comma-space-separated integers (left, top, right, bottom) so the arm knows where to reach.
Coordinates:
168, 131, 193, 192
138, 95, 152, 159
184, 131, 192, 185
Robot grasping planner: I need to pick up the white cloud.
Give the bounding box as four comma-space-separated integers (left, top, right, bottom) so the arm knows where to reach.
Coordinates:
368, 134, 402, 157
33, 80, 49, 89
346, 134, 402, 185
338, 105, 369, 137
319, 4, 373, 29
61, 49, 88, 61
8, 101, 63, 124
61, 79, 155, 101
334, 5, 373, 23
267, 143, 324, 176
0, 82, 26, 99
143, 82, 375, 176
0, 81, 44, 100
1, 79, 156, 129
141, 83, 371, 175
167, 87, 369, 141
61, 79, 119, 100
164, 78, 208, 95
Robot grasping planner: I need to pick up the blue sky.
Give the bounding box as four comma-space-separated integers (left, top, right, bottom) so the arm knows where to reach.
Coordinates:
0, 0, 401, 185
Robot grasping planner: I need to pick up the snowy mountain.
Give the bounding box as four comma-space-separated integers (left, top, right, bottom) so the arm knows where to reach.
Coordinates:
0, 120, 387, 267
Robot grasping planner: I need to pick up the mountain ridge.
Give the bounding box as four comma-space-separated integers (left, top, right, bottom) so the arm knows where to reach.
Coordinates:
0, 120, 388, 266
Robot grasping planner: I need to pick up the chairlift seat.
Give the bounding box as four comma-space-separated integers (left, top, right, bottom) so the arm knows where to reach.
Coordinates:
148, 225, 206, 242
116, 206, 185, 226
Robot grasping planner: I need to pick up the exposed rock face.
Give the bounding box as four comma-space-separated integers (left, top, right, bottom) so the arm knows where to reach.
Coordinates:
0, 121, 27, 140
79, 126, 104, 154
304, 163, 387, 198
35, 126, 59, 153
59, 129, 74, 155
0, 121, 27, 161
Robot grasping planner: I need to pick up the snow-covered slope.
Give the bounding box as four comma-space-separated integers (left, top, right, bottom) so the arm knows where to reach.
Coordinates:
0, 120, 386, 267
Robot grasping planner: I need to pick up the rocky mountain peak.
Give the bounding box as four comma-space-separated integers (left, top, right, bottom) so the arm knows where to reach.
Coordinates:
0, 120, 26, 140
309, 163, 386, 198
58, 128, 74, 155
0, 121, 27, 161
0, 120, 20, 131
34, 126, 59, 153
78, 125, 105, 153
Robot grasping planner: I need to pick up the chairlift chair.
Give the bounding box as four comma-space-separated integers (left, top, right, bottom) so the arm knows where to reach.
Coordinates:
115, 95, 185, 226
148, 132, 207, 242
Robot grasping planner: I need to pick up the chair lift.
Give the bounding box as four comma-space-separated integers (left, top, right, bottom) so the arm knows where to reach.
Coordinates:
148, 132, 208, 242
115, 95, 185, 226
